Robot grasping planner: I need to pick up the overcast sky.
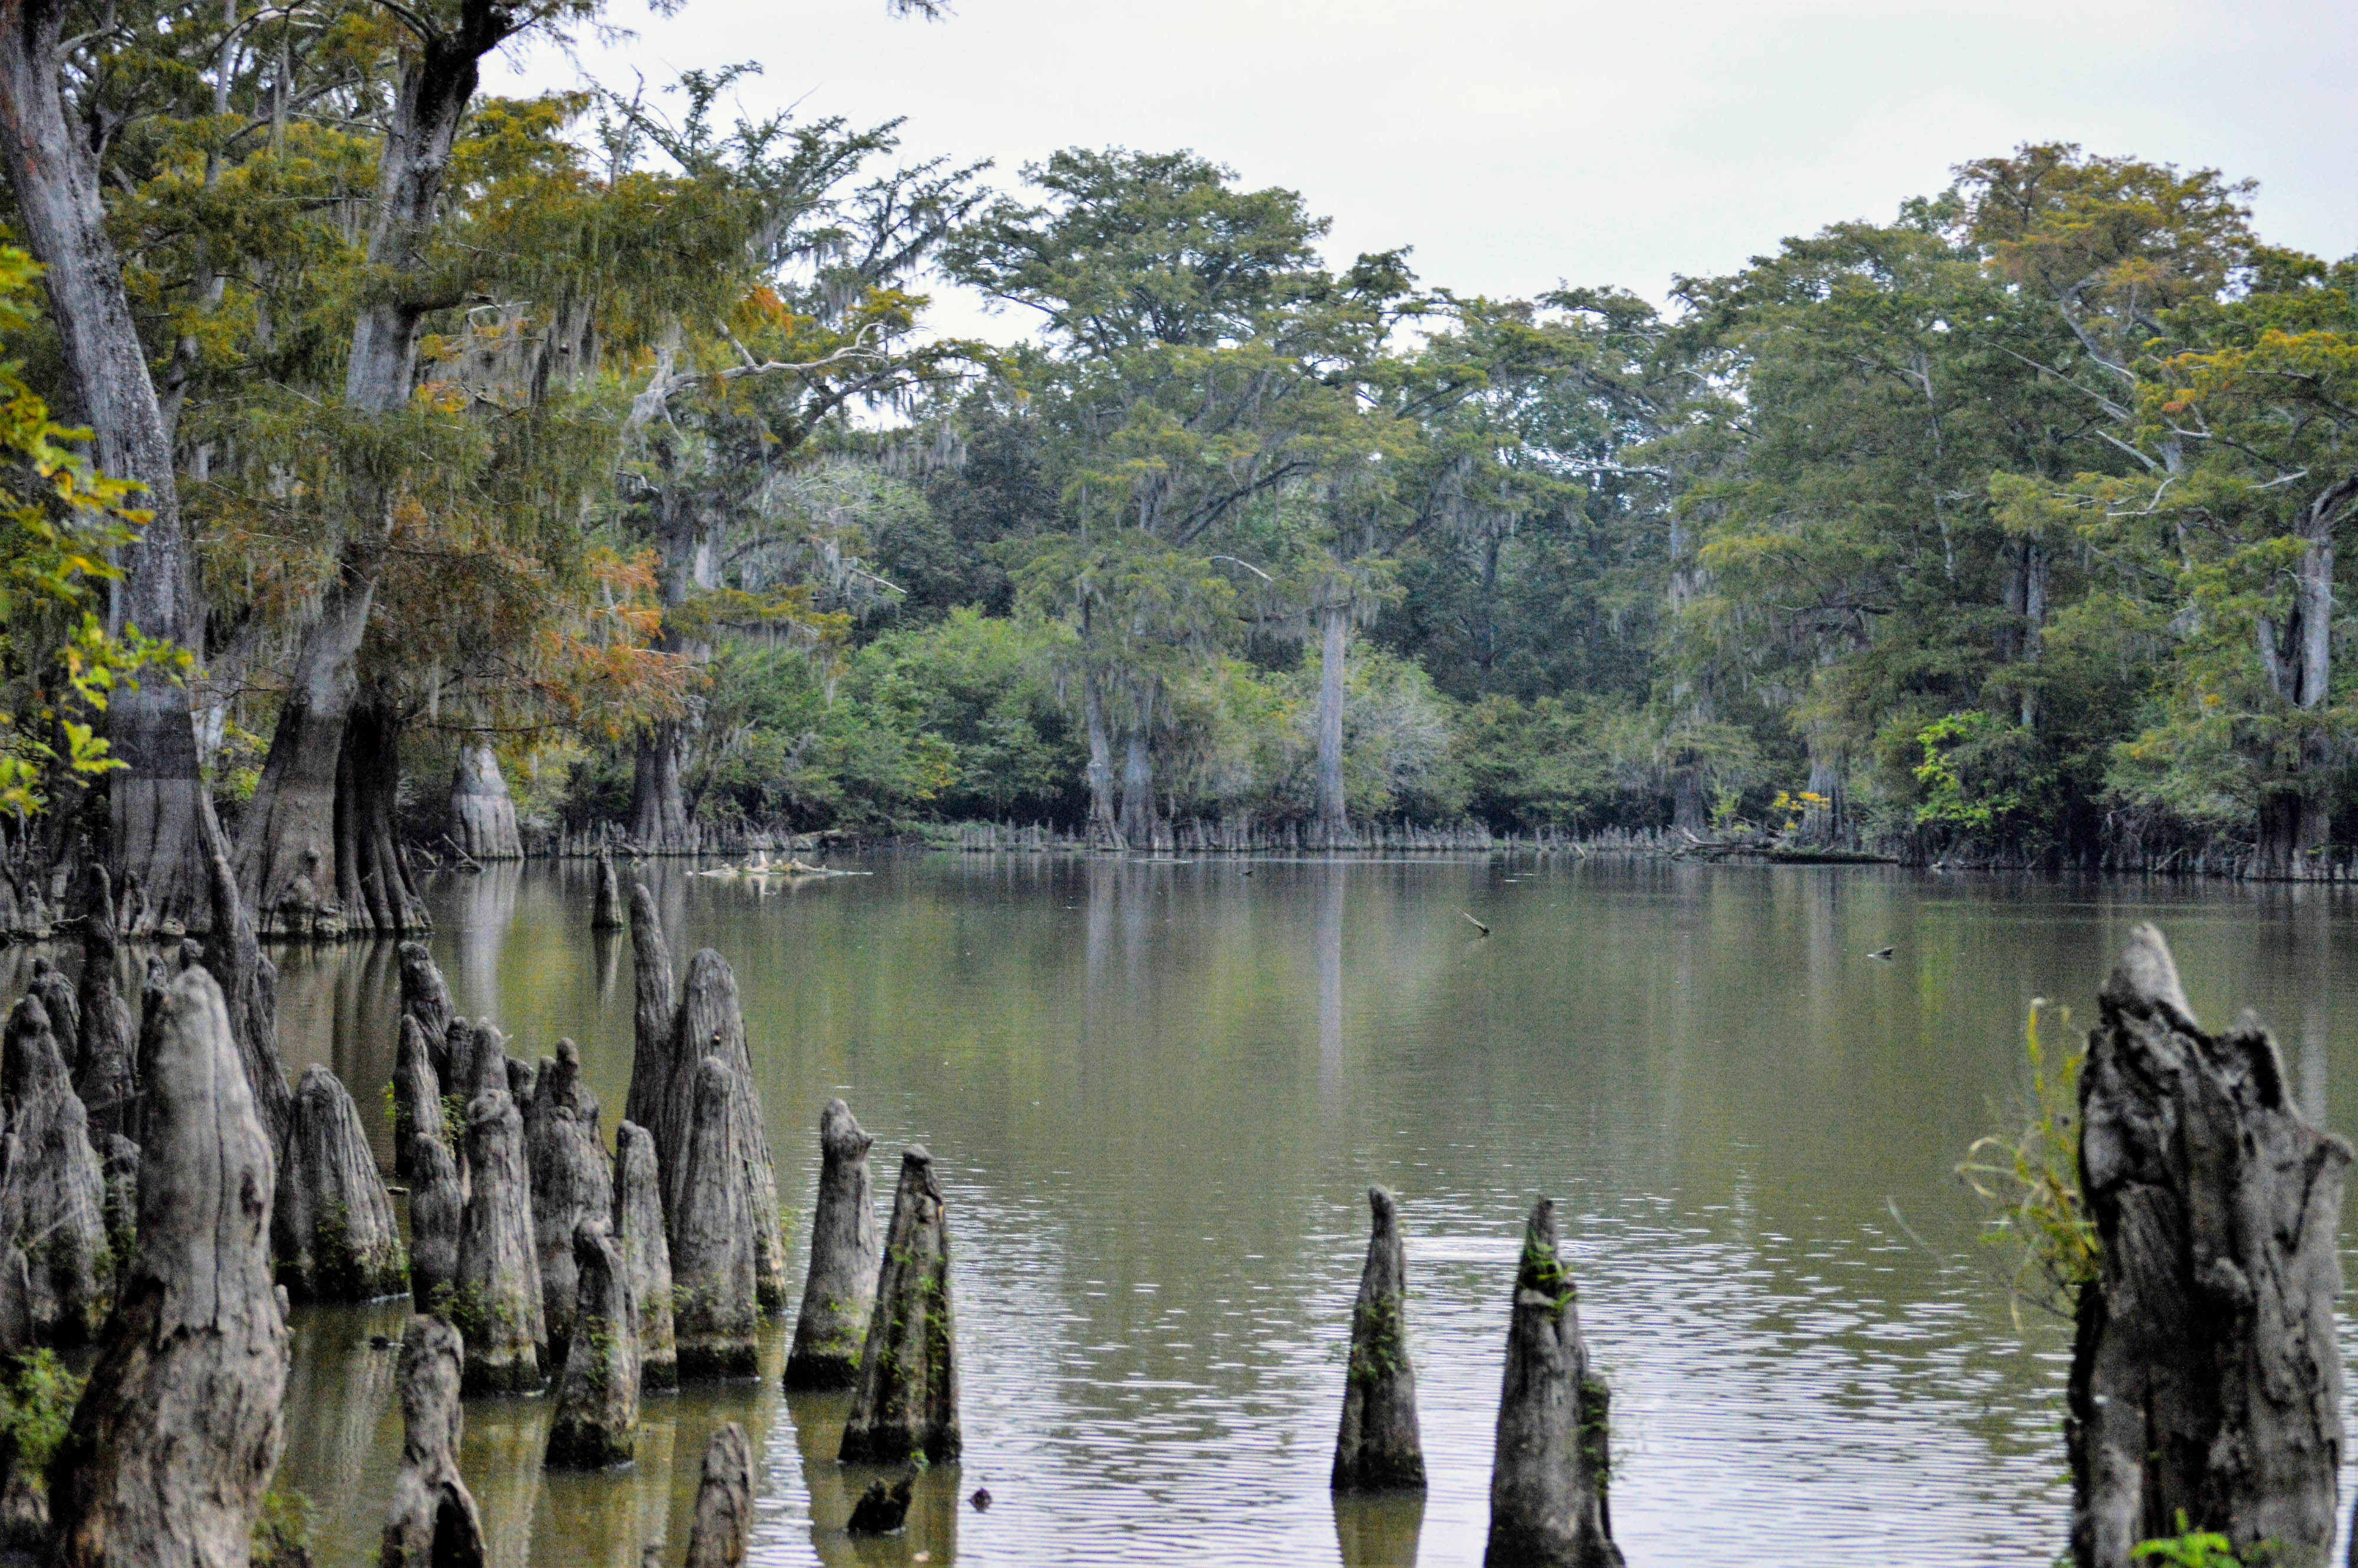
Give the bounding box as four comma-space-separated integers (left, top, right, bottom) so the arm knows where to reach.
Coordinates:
506, 0, 2358, 340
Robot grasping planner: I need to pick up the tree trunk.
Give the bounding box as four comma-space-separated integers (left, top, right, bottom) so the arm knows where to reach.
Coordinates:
449, 745, 523, 862
1484, 1197, 1619, 1568
1669, 763, 1707, 836
50, 967, 289, 1568
1797, 745, 1847, 848
2254, 788, 2329, 882
683, 1422, 752, 1568
2252, 504, 2338, 881
839, 1145, 959, 1465
1083, 674, 1122, 849
629, 724, 695, 854
2067, 925, 2349, 1568
544, 1217, 638, 1469
73, 867, 137, 1144
0, 993, 108, 1347
611, 1121, 676, 1391
1316, 605, 1351, 848
378, 1315, 487, 1568
451, 1087, 542, 1394
272, 1063, 406, 1302
1333, 1185, 1423, 1491
335, 699, 431, 936
670, 1057, 758, 1381
1118, 724, 1154, 852
785, 1098, 880, 1391
525, 1040, 611, 1366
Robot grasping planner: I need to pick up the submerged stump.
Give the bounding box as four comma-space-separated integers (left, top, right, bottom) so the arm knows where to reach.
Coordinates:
1333, 1185, 1424, 1491
785, 1098, 880, 1391
545, 1218, 639, 1469
409, 1132, 463, 1316
73, 865, 137, 1144
592, 854, 623, 932
839, 1145, 958, 1466
612, 1121, 677, 1391
683, 1421, 752, 1568
0, 994, 110, 1347
1484, 1198, 1619, 1568
275, 1063, 407, 1302
670, 1059, 758, 1381
526, 1040, 612, 1365
380, 1314, 488, 1568
2070, 925, 2351, 1568
452, 1089, 544, 1394
49, 966, 289, 1568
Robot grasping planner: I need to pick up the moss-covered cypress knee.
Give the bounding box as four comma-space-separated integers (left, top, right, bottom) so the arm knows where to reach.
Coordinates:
611, 1121, 676, 1390
1333, 1185, 1424, 1491
839, 1145, 959, 1466
545, 1218, 638, 1469
785, 1098, 879, 1391
380, 1316, 487, 1568
450, 1088, 543, 1395
274, 1063, 406, 1302
670, 1059, 758, 1380
1483, 1197, 1619, 1568
525, 1039, 612, 1366
409, 1132, 462, 1315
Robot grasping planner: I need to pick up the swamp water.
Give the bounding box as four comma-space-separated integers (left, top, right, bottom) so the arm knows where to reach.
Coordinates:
212, 858, 2358, 1563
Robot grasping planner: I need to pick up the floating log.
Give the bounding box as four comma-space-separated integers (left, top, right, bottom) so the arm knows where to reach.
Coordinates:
274, 1063, 406, 1302
49, 966, 290, 1568
397, 940, 455, 1080
839, 1146, 959, 1465
545, 1218, 639, 1469
785, 1098, 880, 1391
2070, 925, 2352, 1567
670, 1059, 758, 1379
409, 1132, 462, 1316
526, 1040, 613, 1365
1333, 1185, 1424, 1491
591, 854, 623, 931
73, 867, 137, 1144
452, 1088, 544, 1394
683, 1422, 752, 1568
0, 994, 110, 1346
391, 1014, 441, 1184
611, 1121, 677, 1391
379, 1315, 488, 1568
1483, 1197, 1618, 1568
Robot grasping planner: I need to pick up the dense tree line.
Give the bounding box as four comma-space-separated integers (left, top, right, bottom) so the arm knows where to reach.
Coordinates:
0, 0, 2348, 914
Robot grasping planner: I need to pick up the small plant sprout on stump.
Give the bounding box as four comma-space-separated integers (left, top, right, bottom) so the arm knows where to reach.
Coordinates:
611, 1121, 677, 1389
451, 1088, 545, 1394
684, 1421, 753, 1568
380, 1315, 488, 1568
839, 1145, 959, 1466
274, 1063, 407, 1302
670, 1059, 759, 1380
2069, 925, 2351, 1568
1484, 1198, 1620, 1568
545, 1218, 639, 1470
785, 1098, 880, 1391
1333, 1185, 1424, 1491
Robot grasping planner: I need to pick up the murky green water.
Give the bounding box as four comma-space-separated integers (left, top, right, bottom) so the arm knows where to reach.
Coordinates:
236, 856, 2358, 1566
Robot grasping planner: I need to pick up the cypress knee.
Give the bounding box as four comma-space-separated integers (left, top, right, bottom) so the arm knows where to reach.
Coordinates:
670, 1059, 758, 1380
2070, 925, 2352, 1568
409, 1132, 462, 1315
98, 1135, 137, 1256
839, 1145, 959, 1466
1484, 1198, 1619, 1568
49, 967, 290, 1568
545, 1218, 639, 1468
592, 854, 623, 931
785, 1098, 880, 1390
396, 940, 455, 1079
527, 1040, 612, 1365
26, 958, 78, 1072
1333, 1185, 1424, 1490
667, 951, 785, 1312
0, 994, 110, 1346
622, 881, 673, 1165
73, 866, 137, 1143
683, 1421, 752, 1568
380, 1315, 488, 1568
275, 1063, 407, 1301
391, 1014, 441, 1183
611, 1121, 676, 1391
451, 1089, 544, 1394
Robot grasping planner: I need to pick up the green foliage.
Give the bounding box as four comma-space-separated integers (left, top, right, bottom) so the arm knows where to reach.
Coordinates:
250, 1485, 315, 1568
0, 1349, 84, 1477
2132, 1514, 2247, 1567
1959, 1000, 2098, 1326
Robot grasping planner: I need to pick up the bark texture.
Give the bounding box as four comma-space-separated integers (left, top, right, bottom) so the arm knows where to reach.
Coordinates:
840, 1145, 958, 1465
1333, 1185, 1424, 1491
274, 1063, 406, 1302
448, 746, 522, 862
451, 1089, 542, 1394
407, 1132, 461, 1317
50, 967, 289, 1568
683, 1422, 752, 1568
611, 1121, 676, 1391
391, 1014, 440, 1185
670, 951, 785, 1311
73, 867, 137, 1144
377, 1315, 487, 1568
670, 1058, 758, 1381
332, 698, 432, 936
525, 1040, 612, 1365
396, 941, 455, 1081
199, 839, 290, 1152
544, 1218, 638, 1469
27, 960, 75, 1072
2069, 924, 2350, 1568
0, 994, 108, 1346
591, 854, 623, 931
785, 1098, 880, 1391
629, 726, 694, 855
1483, 1198, 1619, 1568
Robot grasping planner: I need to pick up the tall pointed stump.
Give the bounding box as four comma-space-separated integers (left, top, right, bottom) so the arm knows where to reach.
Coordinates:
591, 854, 623, 931
73, 865, 137, 1144
452, 1089, 544, 1394
525, 1039, 612, 1365
2070, 925, 2351, 1568
0, 994, 110, 1346
840, 1145, 959, 1465
668, 951, 787, 1311
396, 940, 455, 1080
622, 880, 674, 1162
545, 1218, 639, 1469
409, 1132, 462, 1315
391, 1014, 440, 1184
1484, 1198, 1619, 1568
683, 1422, 752, 1568
379, 1315, 488, 1568
785, 1098, 881, 1390
274, 1063, 406, 1301
50, 967, 290, 1567
670, 1059, 758, 1380
612, 1121, 677, 1391
1333, 1185, 1424, 1490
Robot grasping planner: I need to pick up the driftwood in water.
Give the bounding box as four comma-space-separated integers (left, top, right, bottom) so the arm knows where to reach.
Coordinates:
391, 1015, 441, 1184
545, 1218, 638, 1469
73, 867, 137, 1144
379, 1315, 488, 1568
0, 995, 110, 1346
592, 854, 623, 931
1333, 1185, 1424, 1491
526, 1040, 612, 1364
274, 1063, 406, 1301
671, 1059, 758, 1380
49, 966, 289, 1568
452, 1089, 544, 1394
1484, 1197, 1619, 1568
683, 1422, 752, 1568
2069, 925, 2352, 1568
611, 1121, 676, 1391
449, 745, 524, 862
396, 940, 455, 1080
840, 1146, 959, 1465
409, 1132, 462, 1315
785, 1098, 880, 1390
